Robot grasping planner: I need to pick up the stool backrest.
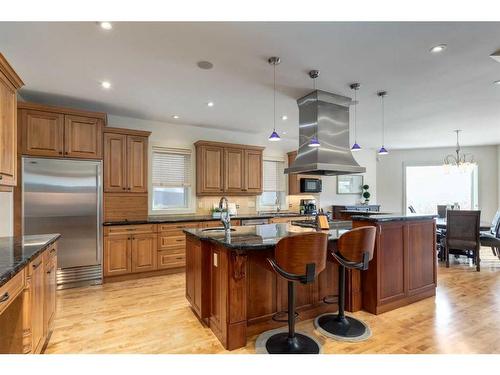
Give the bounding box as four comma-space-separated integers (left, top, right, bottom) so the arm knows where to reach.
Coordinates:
490, 209, 500, 235
275, 232, 328, 277
337, 226, 377, 263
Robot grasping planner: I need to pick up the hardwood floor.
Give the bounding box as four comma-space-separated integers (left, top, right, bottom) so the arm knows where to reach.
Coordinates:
45, 248, 500, 354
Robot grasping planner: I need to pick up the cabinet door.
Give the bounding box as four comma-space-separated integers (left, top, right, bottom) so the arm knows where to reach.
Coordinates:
127, 136, 148, 193
287, 151, 300, 195
64, 115, 103, 159
104, 236, 131, 276
245, 149, 262, 193
21, 109, 64, 157
224, 148, 245, 193
0, 73, 17, 186
197, 145, 224, 194
103, 133, 127, 192
185, 237, 201, 316
43, 257, 57, 336
30, 256, 45, 353
131, 233, 157, 273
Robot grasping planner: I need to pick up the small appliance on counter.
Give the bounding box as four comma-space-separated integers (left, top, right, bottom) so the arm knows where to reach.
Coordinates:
300, 199, 318, 215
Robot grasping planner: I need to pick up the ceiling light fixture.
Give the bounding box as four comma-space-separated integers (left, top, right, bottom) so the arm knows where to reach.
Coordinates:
281, 115, 288, 121
308, 70, 321, 147
377, 91, 389, 155
101, 81, 111, 89
494, 80, 500, 85
443, 130, 475, 173
350, 83, 361, 152
268, 56, 281, 142
207, 101, 214, 107
197, 61, 214, 70
430, 44, 447, 53
172, 115, 180, 119
99, 22, 112, 30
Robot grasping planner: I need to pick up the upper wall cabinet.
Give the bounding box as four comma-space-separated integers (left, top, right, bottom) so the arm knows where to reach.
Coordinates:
19, 102, 106, 160
103, 127, 150, 193
0, 53, 24, 187
195, 140, 264, 196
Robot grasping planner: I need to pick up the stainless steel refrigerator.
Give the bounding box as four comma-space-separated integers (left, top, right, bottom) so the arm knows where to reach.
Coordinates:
22, 157, 103, 289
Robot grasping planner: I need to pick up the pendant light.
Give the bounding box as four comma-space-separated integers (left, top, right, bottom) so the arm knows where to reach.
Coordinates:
268, 57, 281, 142
377, 91, 389, 155
308, 70, 321, 147
350, 83, 361, 151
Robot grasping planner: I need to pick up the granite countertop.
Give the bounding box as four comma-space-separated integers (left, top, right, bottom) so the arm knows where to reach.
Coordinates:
340, 210, 392, 215
351, 213, 438, 222
0, 234, 61, 288
102, 212, 307, 226
184, 222, 352, 251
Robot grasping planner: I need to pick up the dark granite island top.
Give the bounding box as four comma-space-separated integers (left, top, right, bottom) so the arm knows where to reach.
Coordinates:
351, 213, 437, 222
0, 234, 60, 287
183, 222, 351, 251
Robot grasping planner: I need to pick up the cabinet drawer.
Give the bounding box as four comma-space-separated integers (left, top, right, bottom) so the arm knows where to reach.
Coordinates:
158, 234, 186, 249
158, 250, 185, 269
158, 222, 199, 234
0, 269, 25, 315
104, 224, 156, 236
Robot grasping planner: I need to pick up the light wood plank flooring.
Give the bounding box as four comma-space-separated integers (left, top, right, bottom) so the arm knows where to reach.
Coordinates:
45, 249, 500, 354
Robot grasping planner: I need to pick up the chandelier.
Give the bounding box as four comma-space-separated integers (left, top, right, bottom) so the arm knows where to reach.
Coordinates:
443, 130, 475, 172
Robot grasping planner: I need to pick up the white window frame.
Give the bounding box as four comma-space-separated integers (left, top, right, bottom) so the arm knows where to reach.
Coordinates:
402, 161, 479, 214
149, 145, 196, 215
257, 156, 287, 211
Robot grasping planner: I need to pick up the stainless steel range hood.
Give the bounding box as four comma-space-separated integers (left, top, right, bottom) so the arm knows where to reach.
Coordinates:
284, 89, 366, 176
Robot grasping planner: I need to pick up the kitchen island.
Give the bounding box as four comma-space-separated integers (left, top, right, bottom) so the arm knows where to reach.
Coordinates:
184, 214, 436, 350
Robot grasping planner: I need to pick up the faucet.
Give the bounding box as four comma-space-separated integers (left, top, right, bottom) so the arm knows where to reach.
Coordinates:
275, 195, 281, 213
219, 196, 231, 231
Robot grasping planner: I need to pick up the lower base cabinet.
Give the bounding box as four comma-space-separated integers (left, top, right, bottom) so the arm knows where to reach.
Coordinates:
131, 233, 157, 273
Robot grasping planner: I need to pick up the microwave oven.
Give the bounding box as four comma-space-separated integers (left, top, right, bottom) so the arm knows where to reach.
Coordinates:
300, 178, 322, 193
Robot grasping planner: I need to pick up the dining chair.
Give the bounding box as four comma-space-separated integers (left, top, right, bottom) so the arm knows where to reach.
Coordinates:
437, 205, 448, 219
479, 210, 500, 258
445, 210, 481, 271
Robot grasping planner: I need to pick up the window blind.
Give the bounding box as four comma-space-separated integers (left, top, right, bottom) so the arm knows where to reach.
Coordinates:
152, 147, 192, 188
263, 160, 285, 192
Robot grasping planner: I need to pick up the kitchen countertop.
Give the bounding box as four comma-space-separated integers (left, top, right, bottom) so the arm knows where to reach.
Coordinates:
340, 210, 392, 215
351, 213, 437, 222
0, 233, 61, 288
184, 222, 352, 251
102, 212, 307, 226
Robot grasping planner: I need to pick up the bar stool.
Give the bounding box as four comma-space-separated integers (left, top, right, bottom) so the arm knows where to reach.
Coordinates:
261, 232, 328, 354
314, 226, 376, 341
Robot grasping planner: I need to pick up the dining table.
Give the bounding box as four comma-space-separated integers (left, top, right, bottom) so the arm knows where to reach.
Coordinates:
435, 217, 491, 231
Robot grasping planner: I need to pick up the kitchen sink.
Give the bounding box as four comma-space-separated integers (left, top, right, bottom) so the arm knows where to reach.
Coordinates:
201, 227, 236, 232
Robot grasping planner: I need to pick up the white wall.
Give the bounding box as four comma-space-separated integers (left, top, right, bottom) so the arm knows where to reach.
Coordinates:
0, 192, 13, 236
377, 146, 499, 222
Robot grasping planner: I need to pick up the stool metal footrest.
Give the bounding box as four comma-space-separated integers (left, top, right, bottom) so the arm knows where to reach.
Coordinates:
322, 295, 339, 305
271, 310, 299, 323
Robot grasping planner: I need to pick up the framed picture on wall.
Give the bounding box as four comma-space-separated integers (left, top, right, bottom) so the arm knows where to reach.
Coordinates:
337, 175, 364, 194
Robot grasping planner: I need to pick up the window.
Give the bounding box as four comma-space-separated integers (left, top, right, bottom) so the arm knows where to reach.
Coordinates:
405, 164, 478, 215
152, 147, 192, 211
259, 159, 286, 210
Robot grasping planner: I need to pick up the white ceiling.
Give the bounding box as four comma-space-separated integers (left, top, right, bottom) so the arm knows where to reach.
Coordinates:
1, 22, 500, 149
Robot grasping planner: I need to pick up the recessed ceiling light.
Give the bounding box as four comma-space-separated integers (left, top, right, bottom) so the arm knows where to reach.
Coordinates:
207, 101, 214, 107
101, 81, 111, 89
99, 22, 112, 30
172, 115, 180, 119
281, 115, 288, 120
430, 44, 447, 53
197, 61, 214, 70
494, 80, 500, 85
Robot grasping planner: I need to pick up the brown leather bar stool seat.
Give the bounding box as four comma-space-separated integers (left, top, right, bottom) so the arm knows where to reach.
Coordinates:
262, 232, 328, 354
314, 226, 376, 340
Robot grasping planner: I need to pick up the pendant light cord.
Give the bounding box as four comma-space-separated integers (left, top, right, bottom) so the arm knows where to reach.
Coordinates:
273, 63, 276, 132
353, 88, 357, 143
381, 95, 385, 147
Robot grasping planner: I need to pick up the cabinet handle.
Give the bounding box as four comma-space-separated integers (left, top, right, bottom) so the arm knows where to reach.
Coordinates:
176, 239, 183, 242
122, 187, 126, 190
0, 175, 3, 180
50, 248, 56, 254
128, 237, 131, 240
0, 292, 9, 303
176, 257, 183, 260
59, 151, 63, 155
32, 261, 41, 269
47, 270, 52, 274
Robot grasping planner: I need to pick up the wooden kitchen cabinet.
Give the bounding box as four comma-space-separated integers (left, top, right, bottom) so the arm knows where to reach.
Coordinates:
104, 235, 131, 277
29, 254, 45, 354
0, 53, 24, 187
43, 247, 57, 338
19, 102, 107, 160
131, 233, 157, 273
64, 114, 103, 159
103, 128, 150, 194
195, 140, 264, 196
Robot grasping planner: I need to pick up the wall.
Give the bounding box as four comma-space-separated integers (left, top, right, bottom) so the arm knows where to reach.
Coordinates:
376, 146, 499, 222
109, 114, 378, 215
0, 192, 13, 236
